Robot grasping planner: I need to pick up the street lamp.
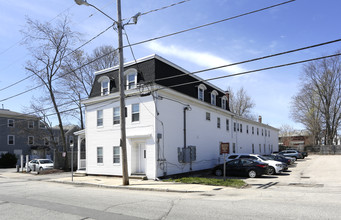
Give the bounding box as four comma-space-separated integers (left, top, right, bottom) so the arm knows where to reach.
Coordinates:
75, 0, 140, 186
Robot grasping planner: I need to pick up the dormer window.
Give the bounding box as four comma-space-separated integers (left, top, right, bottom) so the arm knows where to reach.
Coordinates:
211, 90, 218, 105
221, 96, 227, 110
198, 84, 207, 101
98, 76, 110, 96
125, 68, 137, 90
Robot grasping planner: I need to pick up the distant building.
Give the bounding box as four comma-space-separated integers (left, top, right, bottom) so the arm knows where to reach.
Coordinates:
0, 108, 79, 163
279, 130, 313, 147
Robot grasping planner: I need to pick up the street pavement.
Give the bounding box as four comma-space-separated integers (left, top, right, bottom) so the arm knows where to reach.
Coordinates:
1, 155, 341, 219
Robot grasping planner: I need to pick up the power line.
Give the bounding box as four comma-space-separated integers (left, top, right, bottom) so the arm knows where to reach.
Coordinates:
0, 0, 295, 101
150, 38, 341, 83
0, 24, 114, 93
140, 0, 191, 17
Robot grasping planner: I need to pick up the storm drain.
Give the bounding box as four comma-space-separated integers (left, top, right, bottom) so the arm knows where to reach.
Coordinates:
300, 176, 310, 179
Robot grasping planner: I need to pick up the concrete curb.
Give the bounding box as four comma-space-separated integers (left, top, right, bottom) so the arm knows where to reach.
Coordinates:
49, 180, 205, 193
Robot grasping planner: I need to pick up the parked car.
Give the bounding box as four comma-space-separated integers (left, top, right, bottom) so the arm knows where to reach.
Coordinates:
225, 154, 285, 175
287, 149, 308, 158
213, 158, 269, 178
278, 150, 304, 159
264, 154, 293, 165
27, 159, 54, 171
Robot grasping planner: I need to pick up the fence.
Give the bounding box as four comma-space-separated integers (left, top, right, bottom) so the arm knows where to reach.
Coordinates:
286, 145, 341, 155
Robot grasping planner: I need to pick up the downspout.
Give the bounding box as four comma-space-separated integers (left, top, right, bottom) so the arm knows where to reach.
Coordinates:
184, 106, 192, 171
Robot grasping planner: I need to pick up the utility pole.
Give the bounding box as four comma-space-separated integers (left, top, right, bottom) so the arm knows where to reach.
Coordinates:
116, 0, 129, 186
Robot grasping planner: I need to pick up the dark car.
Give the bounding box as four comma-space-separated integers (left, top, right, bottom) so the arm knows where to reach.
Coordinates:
213, 158, 269, 178
287, 149, 308, 158
264, 154, 292, 165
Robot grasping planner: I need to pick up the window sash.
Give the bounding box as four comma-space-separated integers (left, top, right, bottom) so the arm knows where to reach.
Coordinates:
97, 110, 103, 126
8, 119, 14, 127
97, 147, 103, 163
211, 93, 216, 105
28, 121, 34, 129
28, 136, 34, 145
113, 146, 120, 164
132, 104, 139, 122
113, 107, 120, 124
198, 88, 204, 101
217, 117, 220, 128
102, 81, 109, 95
8, 135, 15, 145
127, 74, 136, 89
226, 119, 229, 131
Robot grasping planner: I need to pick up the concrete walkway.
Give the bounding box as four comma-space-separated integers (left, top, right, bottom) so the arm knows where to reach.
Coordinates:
49, 175, 228, 193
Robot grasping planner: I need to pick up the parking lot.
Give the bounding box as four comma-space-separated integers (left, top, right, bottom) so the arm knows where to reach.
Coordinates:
243, 154, 341, 190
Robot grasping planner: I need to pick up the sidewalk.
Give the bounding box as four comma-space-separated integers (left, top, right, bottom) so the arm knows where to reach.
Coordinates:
49, 175, 228, 193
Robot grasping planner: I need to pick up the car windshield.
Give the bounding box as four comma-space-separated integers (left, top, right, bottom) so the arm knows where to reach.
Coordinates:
39, 159, 53, 164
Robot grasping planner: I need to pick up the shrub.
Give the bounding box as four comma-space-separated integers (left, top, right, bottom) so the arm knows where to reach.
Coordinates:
0, 153, 17, 168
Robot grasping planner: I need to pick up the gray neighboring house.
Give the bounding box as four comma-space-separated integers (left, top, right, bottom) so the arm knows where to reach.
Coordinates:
0, 109, 79, 164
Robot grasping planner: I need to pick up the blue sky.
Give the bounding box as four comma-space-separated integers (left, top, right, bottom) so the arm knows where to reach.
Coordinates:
1, 0, 341, 129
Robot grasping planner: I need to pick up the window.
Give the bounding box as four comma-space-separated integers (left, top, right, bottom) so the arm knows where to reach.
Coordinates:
113, 146, 120, 164
237, 123, 239, 132
221, 96, 227, 110
259, 144, 261, 153
39, 121, 46, 129
132, 104, 140, 122
125, 69, 137, 90
28, 121, 34, 129
232, 143, 236, 153
211, 90, 218, 105
97, 110, 103, 126
8, 135, 15, 145
113, 107, 120, 125
98, 76, 110, 96
240, 124, 242, 133
226, 119, 229, 131
252, 126, 254, 135
246, 125, 249, 134
44, 137, 50, 146
206, 112, 211, 121
198, 84, 207, 101
54, 137, 59, 145
234, 122, 236, 132
217, 117, 221, 128
262, 129, 264, 136
8, 119, 14, 127
28, 136, 34, 145
257, 128, 259, 135
264, 144, 266, 153
97, 147, 103, 164
252, 144, 255, 154
268, 131, 270, 137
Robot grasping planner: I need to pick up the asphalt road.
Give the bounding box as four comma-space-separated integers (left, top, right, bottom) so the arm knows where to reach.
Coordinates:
1, 155, 340, 220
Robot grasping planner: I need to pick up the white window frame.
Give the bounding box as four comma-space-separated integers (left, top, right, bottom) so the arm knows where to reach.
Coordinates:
197, 84, 207, 101
125, 68, 137, 90
28, 136, 34, 145
113, 107, 120, 125
211, 90, 218, 105
97, 110, 103, 127
221, 96, 227, 110
28, 121, 34, 129
113, 146, 120, 164
8, 119, 14, 128
132, 104, 140, 122
98, 76, 110, 96
97, 147, 103, 164
8, 135, 15, 145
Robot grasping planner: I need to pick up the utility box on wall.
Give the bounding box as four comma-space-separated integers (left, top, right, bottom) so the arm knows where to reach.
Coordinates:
177, 146, 196, 163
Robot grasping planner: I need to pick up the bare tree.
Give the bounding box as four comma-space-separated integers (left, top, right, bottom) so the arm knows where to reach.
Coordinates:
291, 84, 322, 145
228, 87, 256, 119
60, 45, 118, 129
21, 15, 80, 169
293, 53, 341, 145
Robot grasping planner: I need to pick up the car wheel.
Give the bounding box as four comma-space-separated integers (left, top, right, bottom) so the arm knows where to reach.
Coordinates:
39, 167, 43, 171
268, 167, 275, 175
248, 170, 257, 178
215, 169, 223, 176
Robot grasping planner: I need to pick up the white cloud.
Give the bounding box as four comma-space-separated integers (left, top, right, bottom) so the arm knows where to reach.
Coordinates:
146, 41, 246, 74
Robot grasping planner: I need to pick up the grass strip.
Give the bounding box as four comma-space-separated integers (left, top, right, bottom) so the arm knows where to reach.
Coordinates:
163, 177, 246, 188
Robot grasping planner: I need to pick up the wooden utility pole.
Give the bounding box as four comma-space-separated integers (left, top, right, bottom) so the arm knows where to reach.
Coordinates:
116, 0, 129, 185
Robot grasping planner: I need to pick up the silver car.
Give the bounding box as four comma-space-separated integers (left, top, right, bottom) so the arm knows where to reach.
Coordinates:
28, 159, 54, 171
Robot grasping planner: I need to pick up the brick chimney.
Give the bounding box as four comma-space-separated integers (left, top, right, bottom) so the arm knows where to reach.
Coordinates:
258, 115, 262, 123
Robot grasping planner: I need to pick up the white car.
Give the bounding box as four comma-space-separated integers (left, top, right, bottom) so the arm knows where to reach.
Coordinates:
28, 159, 54, 172
226, 154, 285, 175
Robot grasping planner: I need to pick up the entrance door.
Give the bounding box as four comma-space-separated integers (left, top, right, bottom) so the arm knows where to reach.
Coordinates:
135, 143, 146, 174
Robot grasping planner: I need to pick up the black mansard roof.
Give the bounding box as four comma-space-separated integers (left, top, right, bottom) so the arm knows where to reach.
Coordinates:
90, 54, 230, 111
